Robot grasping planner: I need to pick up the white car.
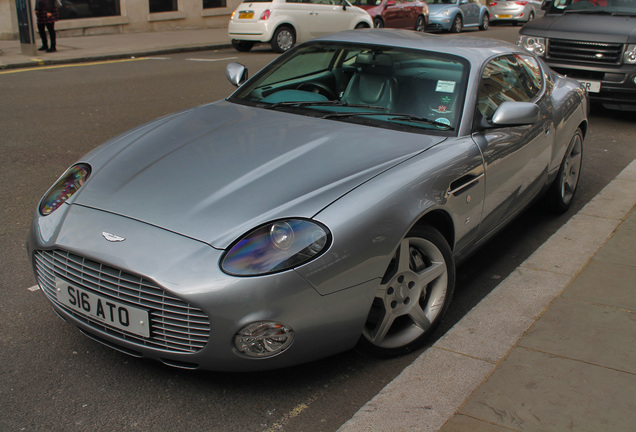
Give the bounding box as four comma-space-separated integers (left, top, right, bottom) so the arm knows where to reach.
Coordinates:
228, 0, 373, 53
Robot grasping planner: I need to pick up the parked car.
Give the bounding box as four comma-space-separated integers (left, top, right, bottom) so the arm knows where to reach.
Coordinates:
519, 0, 636, 111
228, 0, 373, 53
425, 0, 490, 32
350, 0, 429, 31
28, 29, 588, 372
487, 0, 541, 25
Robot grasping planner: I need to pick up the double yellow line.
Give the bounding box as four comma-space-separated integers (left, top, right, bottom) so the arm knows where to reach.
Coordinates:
0, 57, 147, 75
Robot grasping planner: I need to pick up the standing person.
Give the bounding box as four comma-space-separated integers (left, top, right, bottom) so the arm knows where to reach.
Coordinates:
35, 0, 59, 53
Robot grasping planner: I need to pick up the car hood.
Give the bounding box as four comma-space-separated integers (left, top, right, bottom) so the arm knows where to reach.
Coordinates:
75, 101, 444, 249
521, 14, 636, 43
428, 4, 457, 14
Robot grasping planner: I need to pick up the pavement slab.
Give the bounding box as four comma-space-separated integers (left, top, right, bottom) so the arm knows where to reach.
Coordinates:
457, 347, 636, 432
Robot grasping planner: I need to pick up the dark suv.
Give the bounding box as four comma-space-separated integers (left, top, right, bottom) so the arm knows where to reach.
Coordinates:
518, 0, 636, 111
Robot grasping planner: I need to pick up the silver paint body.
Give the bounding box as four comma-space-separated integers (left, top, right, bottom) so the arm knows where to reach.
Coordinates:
27, 30, 588, 371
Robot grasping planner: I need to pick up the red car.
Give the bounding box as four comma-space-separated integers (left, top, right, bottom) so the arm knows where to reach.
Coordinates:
352, 0, 429, 31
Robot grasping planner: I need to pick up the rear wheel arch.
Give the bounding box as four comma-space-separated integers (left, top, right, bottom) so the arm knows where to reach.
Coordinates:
270, 24, 296, 53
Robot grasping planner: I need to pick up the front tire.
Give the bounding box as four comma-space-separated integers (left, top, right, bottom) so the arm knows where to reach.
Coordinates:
546, 128, 583, 213
373, 17, 384, 28
449, 15, 462, 33
359, 225, 455, 357
270, 26, 295, 53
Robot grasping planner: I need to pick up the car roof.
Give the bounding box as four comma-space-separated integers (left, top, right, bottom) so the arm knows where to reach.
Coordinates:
312, 29, 525, 64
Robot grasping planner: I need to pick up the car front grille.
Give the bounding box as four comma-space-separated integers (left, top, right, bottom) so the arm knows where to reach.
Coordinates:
548, 39, 623, 65
34, 250, 210, 353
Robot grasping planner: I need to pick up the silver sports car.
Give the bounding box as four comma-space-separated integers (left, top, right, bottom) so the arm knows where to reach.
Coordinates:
28, 29, 588, 372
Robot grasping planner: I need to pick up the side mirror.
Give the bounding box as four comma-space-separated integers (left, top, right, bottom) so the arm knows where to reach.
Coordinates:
491, 101, 540, 126
225, 62, 248, 87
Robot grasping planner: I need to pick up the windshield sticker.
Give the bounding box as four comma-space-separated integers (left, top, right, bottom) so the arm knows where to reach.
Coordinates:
440, 95, 452, 104
435, 117, 452, 126
436, 80, 456, 93
432, 105, 451, 114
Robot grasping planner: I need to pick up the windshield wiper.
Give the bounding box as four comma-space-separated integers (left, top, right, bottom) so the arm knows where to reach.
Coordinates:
321, 111, 388, 119
320, 112, 454, 130
387, 114, 454, 130
263, 100, 388, 111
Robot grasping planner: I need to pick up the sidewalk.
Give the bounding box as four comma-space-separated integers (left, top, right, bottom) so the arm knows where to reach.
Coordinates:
0, 27, 232, 70
339, 160, 636, 432
2, 28, 635, 432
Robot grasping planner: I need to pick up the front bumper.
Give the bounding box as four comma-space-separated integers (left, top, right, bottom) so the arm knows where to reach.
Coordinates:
546, 60, 636, 109
426, 17, 452, 31
27, 204, 375, 371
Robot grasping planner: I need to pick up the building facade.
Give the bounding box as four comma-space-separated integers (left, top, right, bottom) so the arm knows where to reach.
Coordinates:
1, 0, 242, 40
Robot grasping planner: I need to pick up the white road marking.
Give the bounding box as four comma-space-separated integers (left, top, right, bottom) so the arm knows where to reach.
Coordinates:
186, 57, 238, 62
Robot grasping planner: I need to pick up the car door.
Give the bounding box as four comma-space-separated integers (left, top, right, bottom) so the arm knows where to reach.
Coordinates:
399, 0, 420, 28
383, 0, 408, 28
472, 54, 554, 240
460, 0, 480, 25
307, 0, 359, 36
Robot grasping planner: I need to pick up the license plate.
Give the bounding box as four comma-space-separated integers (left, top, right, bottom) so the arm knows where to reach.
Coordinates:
239, 12, 254, 19
56, 278, 150, 338
497, 14, 512, 18
578, 80, 601, 93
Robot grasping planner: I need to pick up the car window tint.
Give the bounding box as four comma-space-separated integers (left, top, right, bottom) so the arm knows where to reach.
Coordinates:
259, 48, 337, 85
477, 54, 540, 120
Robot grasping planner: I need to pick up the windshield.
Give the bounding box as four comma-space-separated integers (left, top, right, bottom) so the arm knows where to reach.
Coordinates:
229, 42, 469, 133
549, 0, 636, 15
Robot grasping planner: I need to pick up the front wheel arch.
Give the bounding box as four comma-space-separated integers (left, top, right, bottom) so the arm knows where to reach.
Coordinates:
449, 14, 463, 33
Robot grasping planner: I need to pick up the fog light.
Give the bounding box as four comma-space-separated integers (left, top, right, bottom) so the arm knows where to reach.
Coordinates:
234, 321, 294, 358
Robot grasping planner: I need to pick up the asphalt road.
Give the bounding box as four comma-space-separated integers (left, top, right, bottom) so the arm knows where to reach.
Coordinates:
1, 26, 635, 431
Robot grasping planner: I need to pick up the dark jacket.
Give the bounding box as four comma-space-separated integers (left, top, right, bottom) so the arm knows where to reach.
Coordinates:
35, 0, 59, 24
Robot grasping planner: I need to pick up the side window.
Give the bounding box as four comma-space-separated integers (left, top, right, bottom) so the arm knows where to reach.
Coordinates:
516, 54, 543, 97
477, 54, 542, 120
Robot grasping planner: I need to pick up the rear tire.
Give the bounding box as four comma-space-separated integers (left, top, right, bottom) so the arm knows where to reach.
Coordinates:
270, 26, 295, 53
479, 13, 489, 30
415, 15, 426, 32
546, 128, 583, 214
359, 225, 455, 357
231, 40, 255, 52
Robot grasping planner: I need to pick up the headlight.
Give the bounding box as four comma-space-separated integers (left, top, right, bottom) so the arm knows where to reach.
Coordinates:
518, 36, 546, 57
221, 219, 330, 276
39, 164, 91, 216
624, 44, 636, 65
